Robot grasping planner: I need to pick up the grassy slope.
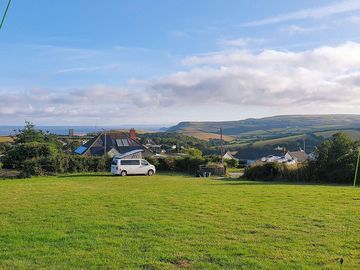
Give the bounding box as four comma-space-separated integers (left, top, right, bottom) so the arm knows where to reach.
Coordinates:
315, 129, 360, 141
0, 174, 359, 269
179, 128, 234, 142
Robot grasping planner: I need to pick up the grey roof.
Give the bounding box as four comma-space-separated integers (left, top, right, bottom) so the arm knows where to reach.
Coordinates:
287, 151, 308, 162
75, 131, 153, 157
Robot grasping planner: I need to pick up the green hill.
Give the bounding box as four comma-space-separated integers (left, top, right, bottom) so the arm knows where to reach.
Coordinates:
168, 114, 360, 142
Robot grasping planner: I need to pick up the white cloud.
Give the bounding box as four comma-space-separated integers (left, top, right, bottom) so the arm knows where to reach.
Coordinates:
218, 38, 265, 48
56, 64, 121, 73
140, 42, 360, 109
281, 24, 327, 35
1, 42, 360, 124
241, 0, 360, 26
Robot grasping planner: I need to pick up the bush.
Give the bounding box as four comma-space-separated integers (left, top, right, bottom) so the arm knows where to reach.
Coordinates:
244, 163, 308, 182
3, 142, 58, 169
147, 156, 206, 174
224, 158, 239, 168
0, 162, 3, 171
175, 156, 206, 173
19, 155, 112, 177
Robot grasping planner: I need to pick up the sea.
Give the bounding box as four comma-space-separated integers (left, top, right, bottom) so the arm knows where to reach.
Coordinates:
0, 125, 167, 136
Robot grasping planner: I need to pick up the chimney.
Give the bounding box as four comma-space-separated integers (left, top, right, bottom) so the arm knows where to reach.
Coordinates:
130, 128, 136, 140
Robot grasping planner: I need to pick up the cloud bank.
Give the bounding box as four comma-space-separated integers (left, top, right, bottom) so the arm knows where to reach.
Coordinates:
1, 42, 360, 124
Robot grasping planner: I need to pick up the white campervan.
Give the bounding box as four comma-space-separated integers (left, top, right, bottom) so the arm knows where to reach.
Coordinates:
111, 158, 156, 176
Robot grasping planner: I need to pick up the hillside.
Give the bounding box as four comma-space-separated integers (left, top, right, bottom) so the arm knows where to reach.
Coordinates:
168, 114, 360, 141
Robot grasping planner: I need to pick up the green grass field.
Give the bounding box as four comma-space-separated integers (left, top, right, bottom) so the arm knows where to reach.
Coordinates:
0, 174, 359, 269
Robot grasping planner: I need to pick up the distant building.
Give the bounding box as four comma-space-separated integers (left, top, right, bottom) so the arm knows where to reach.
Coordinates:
285, 151, 308, 163
145, 144, 163, 154
68, 128, 74, 137
254, 155, 297, 166
223, 151, 238, 160
74, 129, 153, 158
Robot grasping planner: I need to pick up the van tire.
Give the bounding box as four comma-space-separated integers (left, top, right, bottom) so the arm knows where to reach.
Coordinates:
121, 170, 127, 176
147, 170, 154, 176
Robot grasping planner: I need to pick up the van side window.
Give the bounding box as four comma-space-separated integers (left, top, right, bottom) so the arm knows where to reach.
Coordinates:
121, 160, 140, 165
141, 160, 149, 166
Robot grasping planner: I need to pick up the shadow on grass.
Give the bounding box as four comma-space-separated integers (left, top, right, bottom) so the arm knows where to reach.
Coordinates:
210, 178, 352, 187
57, 174, 114, 178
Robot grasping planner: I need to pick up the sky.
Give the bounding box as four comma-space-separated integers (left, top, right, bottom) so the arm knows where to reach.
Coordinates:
0, 0, 360, 126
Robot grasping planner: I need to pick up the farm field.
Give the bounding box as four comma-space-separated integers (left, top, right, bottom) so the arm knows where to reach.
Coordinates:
0, 136, 13, 143
179, 128, 234, 141
0, 174, 359, 269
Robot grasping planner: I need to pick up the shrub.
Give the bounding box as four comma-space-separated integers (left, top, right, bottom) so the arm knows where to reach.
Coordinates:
3, 142, 58, 169
19, 155, 112, 177
183, 148, 202, 158
224, 158, 239, 168
175, 156, 206, 173
244, 162, 308, 182
0, 162, 3, 171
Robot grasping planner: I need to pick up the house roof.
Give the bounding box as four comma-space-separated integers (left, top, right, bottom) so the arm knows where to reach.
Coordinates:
223, 151, 237, 159
75, 131, 153, 157
286, 151, 308, 162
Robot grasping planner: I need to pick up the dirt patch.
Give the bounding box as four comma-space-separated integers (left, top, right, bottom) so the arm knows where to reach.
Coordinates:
172, 259, 191, 269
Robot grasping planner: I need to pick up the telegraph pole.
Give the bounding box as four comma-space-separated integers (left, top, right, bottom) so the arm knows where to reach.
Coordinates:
102, 129, 107, 156
354, 148, 360, 187
0, 0, 12, 31
220, 127, 224, 165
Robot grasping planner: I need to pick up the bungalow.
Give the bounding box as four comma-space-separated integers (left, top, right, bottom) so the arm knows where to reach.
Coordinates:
285, 150, 308, 163
223, 151, 238, 160
74, 129, 153, 158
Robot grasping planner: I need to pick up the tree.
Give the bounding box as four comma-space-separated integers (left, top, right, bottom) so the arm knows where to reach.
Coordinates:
14, 121, 46, 144
183, 147, 202, 157
312, 132, 359, 183
14, 121, 60, 146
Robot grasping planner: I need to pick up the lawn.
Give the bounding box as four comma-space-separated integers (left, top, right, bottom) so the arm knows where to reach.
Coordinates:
0, 174, 359, 269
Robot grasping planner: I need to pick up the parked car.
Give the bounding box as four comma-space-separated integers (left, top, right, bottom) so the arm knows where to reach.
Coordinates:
111, 158, 156, 176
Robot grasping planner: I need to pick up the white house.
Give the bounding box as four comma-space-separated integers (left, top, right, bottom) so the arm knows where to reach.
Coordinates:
285, 151, 308, 163
223, 151, 238, 160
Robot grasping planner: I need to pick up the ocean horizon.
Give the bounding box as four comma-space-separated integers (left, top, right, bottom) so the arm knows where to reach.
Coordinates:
0, 125, 167, 136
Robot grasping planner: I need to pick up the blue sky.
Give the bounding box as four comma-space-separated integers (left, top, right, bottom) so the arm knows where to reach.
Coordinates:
1, 0, 360, 125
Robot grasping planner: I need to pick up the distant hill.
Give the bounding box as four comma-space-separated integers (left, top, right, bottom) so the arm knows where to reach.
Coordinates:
168, 115, 360, 142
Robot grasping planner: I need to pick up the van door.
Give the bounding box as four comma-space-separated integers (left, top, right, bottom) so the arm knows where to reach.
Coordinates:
120, 159, 140, 174
140, 159, 150, 174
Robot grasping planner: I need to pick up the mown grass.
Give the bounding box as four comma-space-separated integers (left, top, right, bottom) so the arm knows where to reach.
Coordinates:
0, 173, 359, 269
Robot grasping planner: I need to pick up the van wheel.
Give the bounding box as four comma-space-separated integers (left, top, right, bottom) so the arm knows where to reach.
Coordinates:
121, 170, 127, 176
147, 170, 154, 176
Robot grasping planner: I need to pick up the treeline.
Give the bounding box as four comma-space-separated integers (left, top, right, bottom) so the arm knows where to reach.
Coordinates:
244, 133, 359, 184
137, 132, 216, 154
0, 122, 112, 178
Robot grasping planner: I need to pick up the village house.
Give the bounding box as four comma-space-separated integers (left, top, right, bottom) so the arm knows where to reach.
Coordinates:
74, 129, 154, 159
223, 151, 238, 160
285, 150, 309, 163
